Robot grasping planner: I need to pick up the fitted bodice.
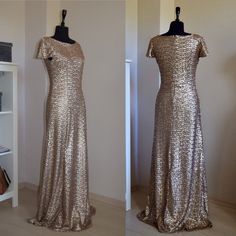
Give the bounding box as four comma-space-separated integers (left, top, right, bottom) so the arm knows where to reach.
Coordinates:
147, 34, 208, 91
37, 37, 85, 107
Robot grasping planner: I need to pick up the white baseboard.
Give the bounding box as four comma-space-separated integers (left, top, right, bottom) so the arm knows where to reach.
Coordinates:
19, 183, 236, 210
19, 182, 37, 191
209, 197, 236, 210
90, 192, 125, 209
131, 185, 148, 193
19, 182, 125, 210
131, 185, 236, 209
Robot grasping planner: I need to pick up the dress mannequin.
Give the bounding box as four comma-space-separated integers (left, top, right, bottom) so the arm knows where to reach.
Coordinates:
29, 9, 95, 232
137, 6, 212, 233
51, 9, 75, 44
162, 7, 191, 36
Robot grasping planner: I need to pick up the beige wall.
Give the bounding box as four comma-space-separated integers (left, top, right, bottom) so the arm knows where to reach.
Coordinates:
176, 0, 236, 205
137, 0, 161, 186
0, 1, 26, 183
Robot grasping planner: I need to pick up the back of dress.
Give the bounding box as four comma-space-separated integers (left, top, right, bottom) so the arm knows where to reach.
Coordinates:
137, 34, 212, 233
147, 34, 208, 86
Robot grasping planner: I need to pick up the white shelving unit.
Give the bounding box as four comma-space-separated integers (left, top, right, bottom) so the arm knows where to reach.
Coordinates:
0, 111, 13, 115
0, 151, 13, 157
0, 61, 18, 207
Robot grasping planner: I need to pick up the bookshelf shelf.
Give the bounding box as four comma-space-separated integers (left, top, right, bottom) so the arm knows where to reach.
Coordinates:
0, 151, 12, 157
0, 62, 18, 207
0, 111, 13, 115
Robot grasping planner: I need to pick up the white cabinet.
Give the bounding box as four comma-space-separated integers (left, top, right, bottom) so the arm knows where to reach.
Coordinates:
0, 62, 18, 207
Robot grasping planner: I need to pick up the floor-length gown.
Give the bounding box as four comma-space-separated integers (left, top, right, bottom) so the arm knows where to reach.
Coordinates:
28, 37, 95, 232
137, 34, 212, 233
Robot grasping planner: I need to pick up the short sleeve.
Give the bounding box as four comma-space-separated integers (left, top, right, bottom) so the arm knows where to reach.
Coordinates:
199, 37, 209, 58
36, 38, 52, 59
146, 39, 155, 58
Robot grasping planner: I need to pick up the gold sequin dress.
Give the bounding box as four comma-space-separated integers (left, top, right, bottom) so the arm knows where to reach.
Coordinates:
28, 37, 95, 231
137, 34, 212, 233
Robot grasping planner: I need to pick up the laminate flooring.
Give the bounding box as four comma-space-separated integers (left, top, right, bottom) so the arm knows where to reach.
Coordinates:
126, 191, 236, 236
0, 188, 125, 236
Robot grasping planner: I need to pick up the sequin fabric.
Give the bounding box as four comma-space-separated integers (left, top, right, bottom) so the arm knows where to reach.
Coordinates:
28, 37, 95, 232
137, 34, 212, 233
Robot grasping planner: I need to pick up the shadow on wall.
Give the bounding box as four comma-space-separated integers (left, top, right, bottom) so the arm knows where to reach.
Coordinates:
216, 54, 236, 204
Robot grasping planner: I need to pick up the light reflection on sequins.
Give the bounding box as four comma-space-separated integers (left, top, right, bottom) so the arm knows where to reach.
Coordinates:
28, 37, 95, 232
137, 34, 212, 233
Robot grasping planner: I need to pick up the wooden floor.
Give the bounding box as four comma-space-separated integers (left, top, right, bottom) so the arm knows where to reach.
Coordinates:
126, 191, 236, 236
0, 188, 125, 236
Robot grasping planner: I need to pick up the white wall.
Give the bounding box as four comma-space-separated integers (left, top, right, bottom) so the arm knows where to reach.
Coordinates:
137, 0, 161, 186
46, 1, 61, 36
126, 0, 138, 186
24, 0, 62, 190
59, 0, 126, 202
133, 0, 236, 206
160, 0, 175, 34
176, 0, 236, 205
0, 1, 26, 183
24, 0, 125, 202
25, 0, 47, 186
0, 0, 125, 203
128, 0, 175, 188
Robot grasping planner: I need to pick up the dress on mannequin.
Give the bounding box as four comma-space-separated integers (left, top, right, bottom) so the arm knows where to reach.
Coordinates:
137, 34, 212, 233
28, 36, 95, 232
